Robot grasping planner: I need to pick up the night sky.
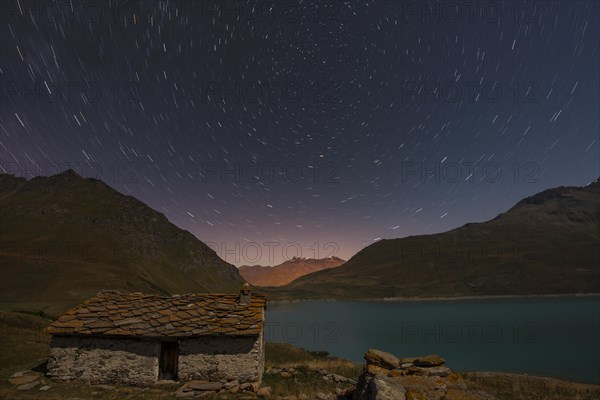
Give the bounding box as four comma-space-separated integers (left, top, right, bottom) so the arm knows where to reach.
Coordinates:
1, 1, 598, 266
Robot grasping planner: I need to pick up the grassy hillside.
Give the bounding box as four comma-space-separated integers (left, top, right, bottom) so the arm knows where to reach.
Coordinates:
462, 372, 600, 400
0, 170, 244, 315
273, 179, 600, 299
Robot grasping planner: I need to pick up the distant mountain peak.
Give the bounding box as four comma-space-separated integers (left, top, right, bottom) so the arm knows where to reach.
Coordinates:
239, 256, 346, 286
57, 168, 81, 177
282, 256, 344, 265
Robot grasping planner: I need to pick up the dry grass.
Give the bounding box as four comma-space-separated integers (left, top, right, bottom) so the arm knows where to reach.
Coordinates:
261, 369, 342, 399
462, 371, 600, 400
263, 342, 362, 398
265, 342, 362, 378
0, 311, 51, 381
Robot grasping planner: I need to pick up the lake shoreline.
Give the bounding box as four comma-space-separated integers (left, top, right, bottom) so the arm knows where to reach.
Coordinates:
266, 295, 600, 384
267, 292, 600, 304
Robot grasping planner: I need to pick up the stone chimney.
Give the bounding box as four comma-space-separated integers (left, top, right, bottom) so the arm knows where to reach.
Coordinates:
239, 282, 251, 305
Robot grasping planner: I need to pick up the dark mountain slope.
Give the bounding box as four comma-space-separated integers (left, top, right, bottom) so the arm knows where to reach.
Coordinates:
0, 170, 244, 314
275, 179, 600, 299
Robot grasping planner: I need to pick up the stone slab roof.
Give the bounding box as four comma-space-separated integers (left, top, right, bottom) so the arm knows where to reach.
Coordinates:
44, 291, 267, 338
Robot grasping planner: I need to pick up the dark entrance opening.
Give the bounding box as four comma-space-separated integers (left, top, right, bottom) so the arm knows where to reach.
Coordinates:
158, 341, 179, 381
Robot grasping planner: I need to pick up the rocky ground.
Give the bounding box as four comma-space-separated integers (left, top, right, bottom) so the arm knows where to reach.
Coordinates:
8, 370, 51, 392
169, 365, 358, 399
5, 366, 355, 399
174, 379, 262, 397
4, 351, 600, 400
352, 349, 494, 400
0, 348, 510, 399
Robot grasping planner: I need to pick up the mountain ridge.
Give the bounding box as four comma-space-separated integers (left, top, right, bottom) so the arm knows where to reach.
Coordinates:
0, 170, 245, 314
271, 178, 600, 299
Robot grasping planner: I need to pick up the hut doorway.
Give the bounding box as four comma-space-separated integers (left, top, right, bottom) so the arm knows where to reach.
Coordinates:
158, 341, 179, 381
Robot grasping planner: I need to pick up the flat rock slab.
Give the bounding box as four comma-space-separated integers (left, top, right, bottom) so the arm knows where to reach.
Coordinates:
331, 373, 356, 383
17, 381, 40, 390
413, 355, 445, 367
407, 365, 452, 377
365, 348, 400, 369
9, 374, 40, 386
184, 381, 224, 391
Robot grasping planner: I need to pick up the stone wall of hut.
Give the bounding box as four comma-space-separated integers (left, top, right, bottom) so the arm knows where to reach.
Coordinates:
178, 331, 264, 383
46, 332, 264, 386
47, 336, 159, 386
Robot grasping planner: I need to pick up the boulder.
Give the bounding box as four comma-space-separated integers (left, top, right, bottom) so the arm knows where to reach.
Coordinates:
368, 376, 406, 400
364, 349, 400, 370
357, 350, 492, 400
354, 350, 494, 400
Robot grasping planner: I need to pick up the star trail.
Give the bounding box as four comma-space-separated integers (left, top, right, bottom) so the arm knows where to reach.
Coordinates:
1, 0, 598, 265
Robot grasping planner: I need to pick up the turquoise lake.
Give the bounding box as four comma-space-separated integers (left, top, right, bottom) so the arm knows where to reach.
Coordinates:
265, 296, 600, 384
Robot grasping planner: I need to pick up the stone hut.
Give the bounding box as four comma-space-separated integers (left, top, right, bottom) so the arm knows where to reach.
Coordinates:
43, 285, 266, 386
